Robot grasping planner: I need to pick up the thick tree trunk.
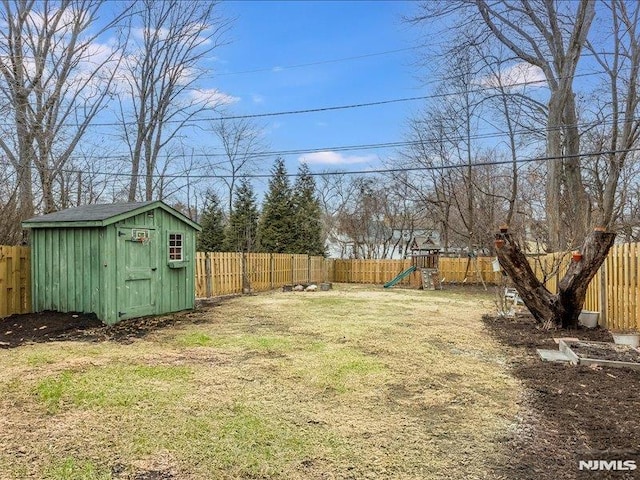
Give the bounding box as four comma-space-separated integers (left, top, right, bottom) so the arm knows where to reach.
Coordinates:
496, 230, 615, 328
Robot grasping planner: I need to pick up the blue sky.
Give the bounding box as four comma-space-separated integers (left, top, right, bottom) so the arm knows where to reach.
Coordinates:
204, 1, 421, 176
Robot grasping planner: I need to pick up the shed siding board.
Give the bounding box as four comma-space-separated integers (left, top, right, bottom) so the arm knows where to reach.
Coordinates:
60, 230, 68, 312
96, 229, 105, 318
104, 224, 117, 324
45, 231, 52, 309
51, 229, 59, 309
74, 230, 83, 311
117, 211, 156, 229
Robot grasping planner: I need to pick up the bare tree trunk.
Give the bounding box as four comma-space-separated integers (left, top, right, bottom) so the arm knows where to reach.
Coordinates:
496, 230, 615, 327
0, 0, 130, 215
121, 0, 229, 202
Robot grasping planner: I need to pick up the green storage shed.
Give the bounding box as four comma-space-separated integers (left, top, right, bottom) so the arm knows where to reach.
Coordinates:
22, 201, 202, 325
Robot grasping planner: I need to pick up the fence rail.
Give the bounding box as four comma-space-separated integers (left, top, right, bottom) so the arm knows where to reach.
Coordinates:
2, 243, 640, 330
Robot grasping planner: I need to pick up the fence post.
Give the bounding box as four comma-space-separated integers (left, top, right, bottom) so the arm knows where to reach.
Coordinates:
307, 255, 311, 283
205, 253, 213, 298
270, 253, 274, 289
599, 258, 607, 327
242, 252, 248, 293
291, 255, 294, 284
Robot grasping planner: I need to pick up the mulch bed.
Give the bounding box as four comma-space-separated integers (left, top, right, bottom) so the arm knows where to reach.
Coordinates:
570, 341, 640, 364
483, 314, 640, 480
0, 299, 224, 348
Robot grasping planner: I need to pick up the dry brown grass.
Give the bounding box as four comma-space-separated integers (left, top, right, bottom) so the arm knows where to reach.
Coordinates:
0, 284, 519, 479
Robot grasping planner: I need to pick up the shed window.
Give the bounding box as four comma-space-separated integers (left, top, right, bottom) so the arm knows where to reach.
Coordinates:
168, 233, 184, 261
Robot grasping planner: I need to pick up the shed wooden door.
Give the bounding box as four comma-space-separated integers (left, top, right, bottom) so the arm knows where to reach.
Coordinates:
116, 227, 157, 319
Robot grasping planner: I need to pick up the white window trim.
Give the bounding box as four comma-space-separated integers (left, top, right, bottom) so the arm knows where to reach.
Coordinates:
168, 232, 185, 262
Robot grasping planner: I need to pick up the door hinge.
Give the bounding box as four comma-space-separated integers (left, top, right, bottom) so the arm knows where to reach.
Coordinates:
118, 231, 126, 236
118, 311, 126, 317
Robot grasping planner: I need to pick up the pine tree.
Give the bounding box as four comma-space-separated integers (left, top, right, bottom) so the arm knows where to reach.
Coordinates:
257, 158, 295, 252
196, 191, 226, 252
224, 179, 259, 252
292, 163, 325, 255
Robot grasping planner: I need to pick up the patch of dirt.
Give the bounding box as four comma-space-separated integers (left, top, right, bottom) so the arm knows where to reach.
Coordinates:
483, 314, 640, 480
0, 299, 226, 349
132, 470, 175, 480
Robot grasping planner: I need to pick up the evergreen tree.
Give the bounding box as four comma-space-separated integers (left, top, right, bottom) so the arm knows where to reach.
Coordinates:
292, 163, 325, 255
224, 179, 259, 252
196, 191, 226, 252
257, 158, 295, 252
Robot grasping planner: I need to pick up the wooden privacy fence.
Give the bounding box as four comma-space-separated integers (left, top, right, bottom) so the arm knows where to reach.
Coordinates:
438, 257, 502, 284
605, 243, 640, 331
333, 257, 502, 286
333, 259, 414, 285
2, 243, 640, 330
0, 246, 31, 318
195, 252, 332, 297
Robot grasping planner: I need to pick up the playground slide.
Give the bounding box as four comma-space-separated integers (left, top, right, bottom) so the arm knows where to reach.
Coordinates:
383, 265, 417, 288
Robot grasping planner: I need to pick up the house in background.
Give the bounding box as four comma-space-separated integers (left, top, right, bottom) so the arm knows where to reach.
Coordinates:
22, 201, 201, 325
325, 226, 441, 260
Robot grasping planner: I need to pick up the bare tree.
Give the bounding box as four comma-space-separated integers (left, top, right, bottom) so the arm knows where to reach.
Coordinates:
400, 117, 457, 253
211, 118, 265, 214
0, 169, 22, 244
0, 0, 131, 215
317, 173, 358, 257
413, 0, 595, 250
119, 0, 229, 202
478, 46, 547, 228
413, 0, 640, 327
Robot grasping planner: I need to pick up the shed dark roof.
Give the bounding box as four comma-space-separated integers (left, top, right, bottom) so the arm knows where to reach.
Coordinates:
22, 201, 201, 231
23, 202, 155, 223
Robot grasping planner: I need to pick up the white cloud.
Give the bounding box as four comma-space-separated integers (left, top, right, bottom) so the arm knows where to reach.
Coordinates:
190, 88, 239, 107
252, 94, 264, 104
482, 62, 546, 89
298, 151, 375, 165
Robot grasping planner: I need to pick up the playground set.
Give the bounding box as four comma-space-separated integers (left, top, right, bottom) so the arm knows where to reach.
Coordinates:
383, 249, 487, 290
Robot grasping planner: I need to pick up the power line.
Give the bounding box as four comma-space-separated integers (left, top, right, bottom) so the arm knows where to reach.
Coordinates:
186, 147, 640, 178
3, 147, 638, 180
59, 114, 639, 162
214, 46, 420, 76
0, 68, 609, 129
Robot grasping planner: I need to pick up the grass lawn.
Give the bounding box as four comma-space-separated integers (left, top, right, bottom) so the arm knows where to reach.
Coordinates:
0, 284, 519, 479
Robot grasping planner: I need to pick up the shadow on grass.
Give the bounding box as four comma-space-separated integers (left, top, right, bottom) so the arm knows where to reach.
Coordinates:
0, 298, 228, 349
